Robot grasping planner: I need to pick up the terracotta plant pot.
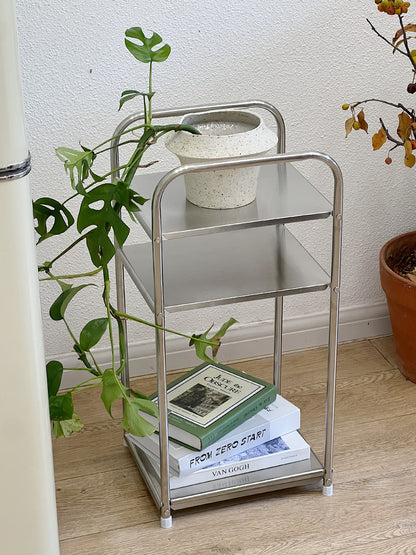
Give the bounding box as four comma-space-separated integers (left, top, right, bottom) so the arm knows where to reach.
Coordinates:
380, 230, 416, 382
165, 110, 278, 209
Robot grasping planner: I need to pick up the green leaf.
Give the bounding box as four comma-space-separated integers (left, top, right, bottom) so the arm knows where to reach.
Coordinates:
46, 360, 64, 396
118, 89, 154, 111
125, 27, 171, 64
114, 181, 147, 214
85, 227, 116, 267
79, 318, 108, 350
101, 369, 125, 417
49, 284, 94, 321
189, 326, 214, 363
55, 146, 95, 190
122, 397, 156, 436
49, 392, 74, 421
90, 170, 105, 183
210, 317, 238, 358
189, 317, 237, 362
77, 181, 145, 267
33, 197, 74, 243
52, 413, 83, 437
77, 184, 129, 243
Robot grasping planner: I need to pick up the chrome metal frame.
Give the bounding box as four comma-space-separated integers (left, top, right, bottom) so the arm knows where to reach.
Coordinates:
112, 101, 343, 526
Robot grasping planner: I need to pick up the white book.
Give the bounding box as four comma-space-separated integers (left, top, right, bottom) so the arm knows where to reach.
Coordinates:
145, 431, 310, 488
126, 394, 300, 476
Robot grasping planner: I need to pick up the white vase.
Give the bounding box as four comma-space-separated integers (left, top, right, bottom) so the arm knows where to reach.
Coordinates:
165, 110, 278, 209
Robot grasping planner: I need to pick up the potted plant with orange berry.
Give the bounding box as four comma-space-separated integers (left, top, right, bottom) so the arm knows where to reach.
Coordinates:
343, 0, 416, 383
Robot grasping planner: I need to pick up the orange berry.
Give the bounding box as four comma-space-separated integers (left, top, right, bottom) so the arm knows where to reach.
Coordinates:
385, 157, 393, 165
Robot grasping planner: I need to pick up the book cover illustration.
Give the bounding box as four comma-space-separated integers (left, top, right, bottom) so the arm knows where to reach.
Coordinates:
164, 364, 264, 428
206, 435, 291, 467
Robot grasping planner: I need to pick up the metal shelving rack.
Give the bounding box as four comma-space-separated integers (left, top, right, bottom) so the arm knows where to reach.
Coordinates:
112, 100, 343, 528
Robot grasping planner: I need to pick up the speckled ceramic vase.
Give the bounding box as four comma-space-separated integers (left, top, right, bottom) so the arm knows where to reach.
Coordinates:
165, 110, 278, 209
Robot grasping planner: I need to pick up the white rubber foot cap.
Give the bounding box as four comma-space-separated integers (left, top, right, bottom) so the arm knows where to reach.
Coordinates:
160, 515, 173, 529
322, 484, 333, 496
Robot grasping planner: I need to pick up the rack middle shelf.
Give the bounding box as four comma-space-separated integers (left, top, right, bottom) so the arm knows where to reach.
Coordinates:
132, 163, 333, 239
117, 225, 330, 313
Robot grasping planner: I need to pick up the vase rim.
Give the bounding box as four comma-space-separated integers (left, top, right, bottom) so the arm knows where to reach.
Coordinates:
165, 108, 278, 159
180, 110, 262, 137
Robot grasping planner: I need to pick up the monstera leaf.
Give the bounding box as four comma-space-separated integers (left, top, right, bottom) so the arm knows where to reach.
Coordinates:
55, 146, 95, 191
190, 318, 238, 362
33, 197, 74, 243
125, 27, 171, 63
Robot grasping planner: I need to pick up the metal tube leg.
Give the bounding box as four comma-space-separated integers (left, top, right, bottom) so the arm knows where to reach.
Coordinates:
323, 160, 343, 496
152, 195, 172, 526
323, 285, 340, 495
155, 312, 172, 527
273, 296, 283, 393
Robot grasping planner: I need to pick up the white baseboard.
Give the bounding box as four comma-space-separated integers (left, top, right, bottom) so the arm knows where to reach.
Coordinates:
59, 301, 391, 389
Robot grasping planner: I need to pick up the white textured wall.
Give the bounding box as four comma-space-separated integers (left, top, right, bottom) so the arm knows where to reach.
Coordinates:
15, 0, 415, 369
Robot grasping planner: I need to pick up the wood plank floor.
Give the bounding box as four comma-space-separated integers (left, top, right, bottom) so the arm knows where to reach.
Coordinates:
53, 336, 416, 554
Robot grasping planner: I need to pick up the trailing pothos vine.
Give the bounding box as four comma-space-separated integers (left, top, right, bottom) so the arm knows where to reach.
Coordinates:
343, 1, 416, 167
34, 27, 236, 438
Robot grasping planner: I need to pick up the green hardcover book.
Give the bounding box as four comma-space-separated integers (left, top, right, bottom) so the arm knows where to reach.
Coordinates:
139, 361, 277, 450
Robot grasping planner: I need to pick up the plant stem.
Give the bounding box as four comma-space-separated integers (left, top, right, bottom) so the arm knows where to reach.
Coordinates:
91, 124, 148, 152
102, 264, 115, 370
87, 350, 102, 375
70, 375, 102, 393
94, 140, 143, 157
114, 309, 217, 348
63, 316, 80, 347
39, 267, 103, 281
48, 232, 90, 266
148, 61, 153, 125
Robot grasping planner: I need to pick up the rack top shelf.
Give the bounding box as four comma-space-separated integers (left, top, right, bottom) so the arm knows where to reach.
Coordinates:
132, 163, 332, 239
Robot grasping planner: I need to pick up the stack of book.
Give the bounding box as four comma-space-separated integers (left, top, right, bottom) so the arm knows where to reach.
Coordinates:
127, 361, 310, 489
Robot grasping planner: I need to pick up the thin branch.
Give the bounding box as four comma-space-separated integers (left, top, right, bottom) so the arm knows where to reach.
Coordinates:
398, 14, 416, 72
366, 18, 408, 56
380, 117, 403, 146
351, 98, 415, 119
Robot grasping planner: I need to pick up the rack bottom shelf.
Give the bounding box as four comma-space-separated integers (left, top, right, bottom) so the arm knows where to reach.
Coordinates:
125, 435, 325, 511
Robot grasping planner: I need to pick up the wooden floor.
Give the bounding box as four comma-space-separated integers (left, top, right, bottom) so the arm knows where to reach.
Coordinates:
53, 336, 416, 554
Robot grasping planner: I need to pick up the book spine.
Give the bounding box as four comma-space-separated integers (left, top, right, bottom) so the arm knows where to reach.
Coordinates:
199, 387, 277, 450
170, 445, 311, 488
176, 407, 299, 475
